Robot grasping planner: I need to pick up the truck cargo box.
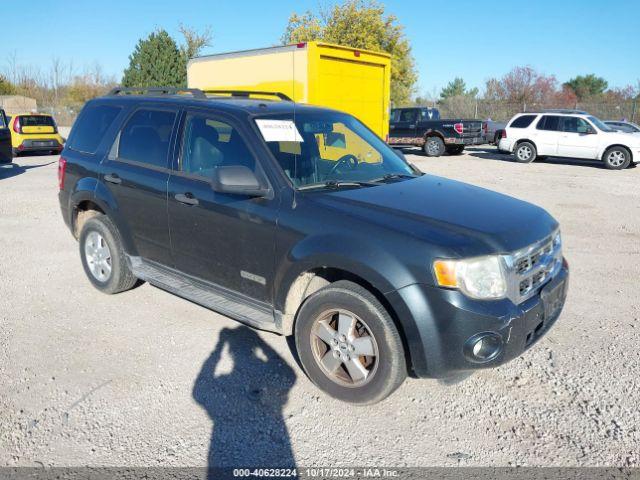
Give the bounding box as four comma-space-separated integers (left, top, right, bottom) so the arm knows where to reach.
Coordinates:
187, 41, 391, 139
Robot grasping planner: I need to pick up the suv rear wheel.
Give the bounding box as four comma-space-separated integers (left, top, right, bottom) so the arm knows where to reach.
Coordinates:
603, 146, 631, 170
79, 214, 139, 294
294, 280, 406, 405
424, 136, 445, 157
514, 141, 537, 163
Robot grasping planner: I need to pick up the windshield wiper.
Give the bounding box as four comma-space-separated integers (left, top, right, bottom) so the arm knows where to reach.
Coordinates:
370, 173, 418, 183
298, 180, 379, 191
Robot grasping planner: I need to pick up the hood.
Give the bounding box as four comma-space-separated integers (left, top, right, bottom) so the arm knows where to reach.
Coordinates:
603, 130, 640, 145
309, 175, 558, 256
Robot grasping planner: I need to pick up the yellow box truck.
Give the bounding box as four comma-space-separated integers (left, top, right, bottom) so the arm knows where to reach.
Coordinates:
187, 42, 391, 140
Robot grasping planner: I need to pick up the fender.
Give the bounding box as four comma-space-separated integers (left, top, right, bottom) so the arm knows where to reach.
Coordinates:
70, 178, 138, 255
597, 143, 634, 162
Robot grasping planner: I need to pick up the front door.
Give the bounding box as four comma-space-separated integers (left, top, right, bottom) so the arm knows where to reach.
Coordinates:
167, 111, 278, 304
100, 107, 177, 263
556, 116, 599, 159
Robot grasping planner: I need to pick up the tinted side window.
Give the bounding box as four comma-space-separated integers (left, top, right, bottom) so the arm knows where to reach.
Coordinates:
616, 124, 634, 133
0, 111, 6, 128
69, 104, 122, 154
561, 117, 591, 133
390, 110, 400, 123
536, 115, 561, 131
399, 109, 418, 123
181, 114, 255, 177
509, 115, 536, 128
118, 109, 176, 168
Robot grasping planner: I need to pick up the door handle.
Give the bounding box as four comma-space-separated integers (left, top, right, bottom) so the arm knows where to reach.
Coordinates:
104, 173, 121, 184
409, 124, 416, 128
175, 192, 199, 206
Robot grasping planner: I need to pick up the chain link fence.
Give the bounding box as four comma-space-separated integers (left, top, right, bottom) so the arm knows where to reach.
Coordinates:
434, 98, 638, 122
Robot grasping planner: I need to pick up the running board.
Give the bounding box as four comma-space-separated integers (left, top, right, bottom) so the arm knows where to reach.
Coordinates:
127, 256, 279, 333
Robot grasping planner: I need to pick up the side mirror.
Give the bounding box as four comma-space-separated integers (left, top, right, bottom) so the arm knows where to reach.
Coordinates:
585, 127, 597, 135
212, 166, 268, 197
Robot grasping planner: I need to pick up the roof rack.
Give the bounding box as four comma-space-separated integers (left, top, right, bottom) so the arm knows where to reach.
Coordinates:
107, 87, 207, 99
203, 89, 292, 101
536, 109, 589, 115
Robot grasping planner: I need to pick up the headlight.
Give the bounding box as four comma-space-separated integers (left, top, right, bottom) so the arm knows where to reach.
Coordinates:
433, 255, 507, 300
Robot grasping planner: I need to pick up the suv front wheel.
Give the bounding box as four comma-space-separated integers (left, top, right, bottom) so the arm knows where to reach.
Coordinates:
79, 214, 139, 294
603, 146, 631, 170
294, 280, 407, 405
514, 141, 537, 163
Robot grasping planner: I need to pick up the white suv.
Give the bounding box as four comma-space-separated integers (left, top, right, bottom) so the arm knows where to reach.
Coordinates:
498, 110, 640, 170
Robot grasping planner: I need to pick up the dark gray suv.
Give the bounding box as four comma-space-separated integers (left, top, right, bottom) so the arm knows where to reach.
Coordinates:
58, 88, 569, 404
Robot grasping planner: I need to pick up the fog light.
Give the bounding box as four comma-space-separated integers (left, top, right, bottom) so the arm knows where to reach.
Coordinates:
464, 332, 503, 363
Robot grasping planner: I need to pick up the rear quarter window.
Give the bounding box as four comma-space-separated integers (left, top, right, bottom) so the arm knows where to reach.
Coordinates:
68, 104, 122, 154
509, 115, 537, 128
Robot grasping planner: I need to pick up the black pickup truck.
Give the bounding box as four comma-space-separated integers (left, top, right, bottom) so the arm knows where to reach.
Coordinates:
0, 108, 12, 163
389, 107, 484, 156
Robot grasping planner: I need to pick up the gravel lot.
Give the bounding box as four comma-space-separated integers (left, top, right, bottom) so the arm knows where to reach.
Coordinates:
0, 147, 639, 468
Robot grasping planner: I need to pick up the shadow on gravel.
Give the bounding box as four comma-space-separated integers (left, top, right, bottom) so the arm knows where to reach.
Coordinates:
0, 161, 55, 180
193, 326, 297, 473
466, 147, 637, 170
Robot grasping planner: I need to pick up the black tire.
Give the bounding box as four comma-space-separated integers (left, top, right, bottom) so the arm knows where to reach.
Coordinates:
294, 280, 407, 405
446, 145, 464, 155
423, 136, 445, 157
602, 146, 631, 170
493, 133, 501, 145
11, 148, 19, 158
514, 141, 537, 163
79, 214, 138, 294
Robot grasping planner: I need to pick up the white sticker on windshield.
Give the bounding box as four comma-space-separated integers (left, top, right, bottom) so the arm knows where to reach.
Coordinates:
255, 119, 304, 142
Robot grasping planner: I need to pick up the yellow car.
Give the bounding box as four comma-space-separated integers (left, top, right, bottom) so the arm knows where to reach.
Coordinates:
8, 113, 64, 157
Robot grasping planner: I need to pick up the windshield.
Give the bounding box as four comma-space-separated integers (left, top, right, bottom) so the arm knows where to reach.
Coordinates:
0, 112, 6, 128
255, 111, 416, 189
588, 116, 615, 133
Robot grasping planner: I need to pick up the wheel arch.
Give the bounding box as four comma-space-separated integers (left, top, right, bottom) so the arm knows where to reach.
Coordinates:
423, 129, 445, 141
69, 179, 137, 254
601, 144, 633, 162
279, 264, 415, 374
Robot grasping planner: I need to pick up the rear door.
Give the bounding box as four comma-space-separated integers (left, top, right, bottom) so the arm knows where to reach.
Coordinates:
101, 106, 177, 263
557, 116, 599, 159
389, 108, 419, 142
534, 115, 562, 155
0, 110, 11, 162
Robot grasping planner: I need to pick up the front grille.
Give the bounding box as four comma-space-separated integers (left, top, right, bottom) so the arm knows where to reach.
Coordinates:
507, 232, 562, 304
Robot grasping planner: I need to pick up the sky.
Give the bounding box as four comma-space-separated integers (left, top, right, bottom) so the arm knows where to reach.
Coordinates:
2, 0, 639, 96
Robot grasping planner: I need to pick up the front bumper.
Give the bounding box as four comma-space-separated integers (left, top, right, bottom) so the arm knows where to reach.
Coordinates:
386, 264, 569, 378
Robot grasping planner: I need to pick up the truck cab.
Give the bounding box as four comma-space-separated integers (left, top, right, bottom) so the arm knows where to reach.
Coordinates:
389, 107, 484, 157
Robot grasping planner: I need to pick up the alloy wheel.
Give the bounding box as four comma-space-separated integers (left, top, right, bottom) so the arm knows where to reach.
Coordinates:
310, 309, 379, 387
607, 150, 626, 167
517, 145, 532, 161
84, 231, 112, 282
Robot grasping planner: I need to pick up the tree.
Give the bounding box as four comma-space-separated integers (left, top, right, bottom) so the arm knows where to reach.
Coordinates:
440, 78, 478, 99
484, 66, 557, 106
0, 74, 16, 95
179, 23, 213, 61
564, 74, 608, 101
282, 0, 418, 106
122, 29, 186, 88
